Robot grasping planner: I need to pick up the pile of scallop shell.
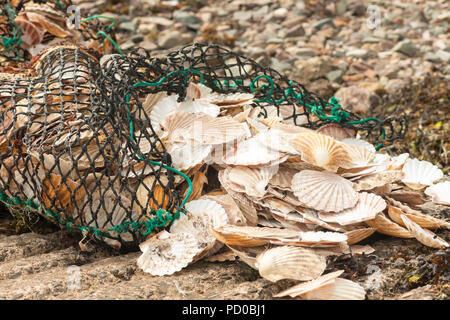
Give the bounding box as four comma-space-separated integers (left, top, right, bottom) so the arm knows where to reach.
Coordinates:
136, 81, 449, 299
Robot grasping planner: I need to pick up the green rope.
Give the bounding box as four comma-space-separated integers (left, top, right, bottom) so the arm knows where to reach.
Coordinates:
0, 191, 180, 239
53, 0, 65, 10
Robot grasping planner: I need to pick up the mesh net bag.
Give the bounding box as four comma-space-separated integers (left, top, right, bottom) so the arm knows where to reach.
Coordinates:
0, 43, 407, 249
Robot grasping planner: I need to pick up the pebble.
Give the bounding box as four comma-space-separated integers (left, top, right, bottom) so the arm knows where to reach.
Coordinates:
296, 48, 316, 57
157, 30, 186, 49
118, 21, 136, 33
273, 7, 288, 19
270, 58, 292, 73
312, 18, 335, 30
173, 10, 203, 30
394, 257, 406, 268
233, 11, 253, 21
131, 34, 144, 43
285, 25, 305, 37
392, 39, 419, 56
346, 49, 368, 58
334, 86, 381, 113
326, 69, 345, 83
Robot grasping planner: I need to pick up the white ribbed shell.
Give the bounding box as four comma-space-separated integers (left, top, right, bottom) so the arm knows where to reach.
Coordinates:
402, 158, 443, 189
302, 278, 366, 300
319, 192, 386, 225
401, 215, 449, 249
256, 246, 326, 282
425, 181, 450, 206
292, 170, 358, 212
137, 231, 201, 276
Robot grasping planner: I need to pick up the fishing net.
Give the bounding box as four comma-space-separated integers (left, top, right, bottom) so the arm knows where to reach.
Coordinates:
0, 43, 407, 249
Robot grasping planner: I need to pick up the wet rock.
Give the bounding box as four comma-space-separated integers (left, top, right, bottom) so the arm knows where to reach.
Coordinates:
118, 21, 136, 33
312, 18, 334, 30
334, 0, 348, 15
346, 49, 368, 58
173, 11, 203, 30
273, 8, 288, 19
295, 56, 333, 81
270, 58, 291, 73
233, 11, 253, 21
131, 34, 144, 43
425, 50, 450, 63
392, 40, 419, 57
296, 48, 316, 57
326, 69, 345, 83
285, 25, 305, 37
334, 85, 381, 113
157, 30, 187, 49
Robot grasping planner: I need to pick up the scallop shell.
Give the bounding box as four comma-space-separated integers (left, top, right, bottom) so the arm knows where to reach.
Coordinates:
316, 244, 374, 256
137, 231, 201, 276
190, 114, 251, 145
161, 111, 249, 145
200, 193, 247, 226
25, 11, 71, 37
345, 228, 377, 245
226, 165, 278, 198
82, 189, 138, 247
352, 170, 405, 192
340, 141, 376, 168
388, 204, 449, 230
210, 225, 298, 247
387, 205, 408, 227
302, 278, 366, 300
291, 132, 353, 172
14, 16, 44, 47
274, 270, 345, 298
386, 197, 450, 229
291, 170, 358, 212
149, 94, 181, 129
170, 199, 229, 260
223, 134, 288, 166
388, 153, 409, 170
364, 213, 413, 238
227, 245, 265, 269
400, 216, 449, 249
168, 143, 212, 171
213, 225, 347, 248
318, 192, 386, 226
316, 123, 357, 140
401, 158, 443, 190
218, 171, 259, 226
387, 190, 425, 207
178, 99, 220, 118
269, 166, 297, 190
425, 182, 450, 206
271, 230, 348, 247
256, 129, 302, 155
135, 175, 172, 215
207, 92, 254, 108
258, 217, 285, 228
341, 138, 376, 153
256, 246, 327, 282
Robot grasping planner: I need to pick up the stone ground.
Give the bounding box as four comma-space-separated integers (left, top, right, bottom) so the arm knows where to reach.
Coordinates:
0, 0, 449, 300
0, 202, 448, 300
